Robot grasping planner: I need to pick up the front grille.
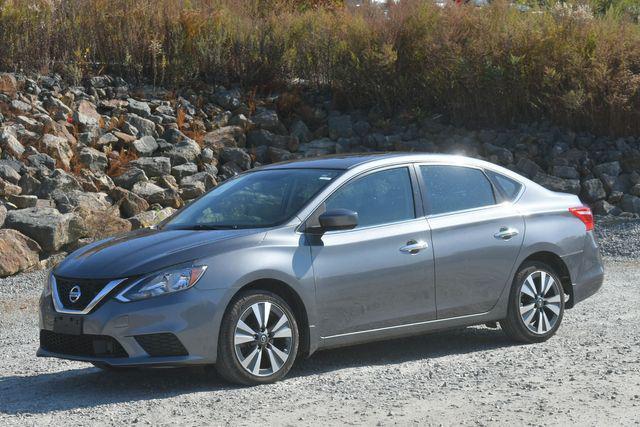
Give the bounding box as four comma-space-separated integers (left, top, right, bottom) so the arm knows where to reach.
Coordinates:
54, 277, 111, 311
135, 333, 189, 357
40, 330, 129, 358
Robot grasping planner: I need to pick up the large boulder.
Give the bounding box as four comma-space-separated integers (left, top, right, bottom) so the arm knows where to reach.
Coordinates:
52, 190, 111, 214
298, 138, 337, 157
0, 229, 41, 277
132, 135, 158, 156
127, 98, 151, 117
129, 207, 176, 230
4, 207, 85, 253
551, 165, 580, 180
166, 138, 201, 165
0, 177, 21, 196
0, 73, 18, 98
290, 120, 312, 145
110, 187, 150, 218
181, 172, 216, 190
77, 169, 115, 193
247, 129, 298, 152
620, 194, 640, 214
483, 143, 514, 165
113, 167, 148, 190
328, 115, 353, 140
19, 174, 41, 195
532, 172, 580, 194
78, 205, 131, 240
27, 152, 56, 173
40, 134, 73, 169
203, 126, 246, 152
593, 161, 621, 178
0, 205, 6, 227
0, 164, 21, 184
132, 181, 165, 199
78, 147, 108, 172
267, 146, 296, 163
252, 109, 285, 133
147, 188, 183, 209
220, 147, 251, 170
581, 178, 606, 202
171, 163, 198, 180
516, 158, 543, 179
73, 100, 101, 129
7, 195, 37, 209
0, 130, 25, 158
38, 169, 83, 199
127, 113, 158, 138
131, 157, 171, 178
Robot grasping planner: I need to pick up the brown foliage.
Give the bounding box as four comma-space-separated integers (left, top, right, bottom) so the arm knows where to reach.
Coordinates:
1, 0, 640, 135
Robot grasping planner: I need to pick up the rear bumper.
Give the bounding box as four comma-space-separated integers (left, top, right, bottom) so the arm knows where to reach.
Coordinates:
569, 231, 604, 307
572, 265, 604, 306
38, 286, 230, 367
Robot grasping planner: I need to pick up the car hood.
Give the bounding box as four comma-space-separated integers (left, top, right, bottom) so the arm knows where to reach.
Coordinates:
54, 227, 266, 279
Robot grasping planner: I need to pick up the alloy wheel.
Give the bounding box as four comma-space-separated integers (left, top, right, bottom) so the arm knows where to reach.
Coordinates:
233, 301, 293, 377
519, 270, 562, 335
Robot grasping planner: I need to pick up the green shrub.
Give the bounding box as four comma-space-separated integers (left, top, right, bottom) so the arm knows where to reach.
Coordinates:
1, 0, 639, 135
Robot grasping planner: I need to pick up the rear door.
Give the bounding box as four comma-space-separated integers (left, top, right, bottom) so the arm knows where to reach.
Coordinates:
417, 164, 525, 319
308, 166, 436, 338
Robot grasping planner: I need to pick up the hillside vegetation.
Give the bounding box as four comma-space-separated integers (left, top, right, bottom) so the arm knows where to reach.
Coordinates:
1, 0, 640, 135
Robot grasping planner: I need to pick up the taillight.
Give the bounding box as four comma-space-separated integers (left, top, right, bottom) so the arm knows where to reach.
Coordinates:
569, 206, 594, 231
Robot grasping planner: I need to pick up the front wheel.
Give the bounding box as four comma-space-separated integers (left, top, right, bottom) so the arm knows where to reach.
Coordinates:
500, 261, 565, 343
216, 291, 299, 385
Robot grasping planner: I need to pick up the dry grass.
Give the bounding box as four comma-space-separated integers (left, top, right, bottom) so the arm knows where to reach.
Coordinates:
106, 148, 138, 177
1, 0, 640, 135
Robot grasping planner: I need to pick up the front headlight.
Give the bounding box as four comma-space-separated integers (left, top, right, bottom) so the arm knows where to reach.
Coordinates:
116, 265, 207, 302
42, 272, 53, 297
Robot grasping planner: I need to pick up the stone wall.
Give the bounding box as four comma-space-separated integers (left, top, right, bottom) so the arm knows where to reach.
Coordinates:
0, 72, 638, 276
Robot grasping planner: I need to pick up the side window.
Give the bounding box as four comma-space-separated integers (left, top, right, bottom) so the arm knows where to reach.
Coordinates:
420, 165, 496, 215
485, 170, 522, 201
325, 167, 415, 228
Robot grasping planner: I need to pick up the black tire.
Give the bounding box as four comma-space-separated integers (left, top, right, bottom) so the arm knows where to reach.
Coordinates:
216, 290, 299, 385
91, 362, 136, 372
500, 261, 565, 343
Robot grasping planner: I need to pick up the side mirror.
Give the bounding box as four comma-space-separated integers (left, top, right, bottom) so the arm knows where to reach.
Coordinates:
317, 209, 358, 232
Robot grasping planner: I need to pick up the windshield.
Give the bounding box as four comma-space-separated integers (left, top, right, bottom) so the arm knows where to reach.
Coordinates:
163, 168, 342, 230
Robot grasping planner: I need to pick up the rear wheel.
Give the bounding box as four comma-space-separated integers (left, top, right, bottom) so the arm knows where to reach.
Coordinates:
216, 291, 299, 385
500, 261, 565, 343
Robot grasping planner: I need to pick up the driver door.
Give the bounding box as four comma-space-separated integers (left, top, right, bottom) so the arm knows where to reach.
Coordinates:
307, 166, 436, 338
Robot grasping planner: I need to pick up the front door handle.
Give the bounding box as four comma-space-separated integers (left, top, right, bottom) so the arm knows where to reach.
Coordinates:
494, 227, 519, 240
399, 240, 428, 254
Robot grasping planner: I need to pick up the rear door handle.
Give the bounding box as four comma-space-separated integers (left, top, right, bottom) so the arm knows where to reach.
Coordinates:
399, 240, 428, 254
494, 227, 519, 240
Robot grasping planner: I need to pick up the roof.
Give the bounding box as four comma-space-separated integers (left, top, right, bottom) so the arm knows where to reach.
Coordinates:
257, 152, 486, 171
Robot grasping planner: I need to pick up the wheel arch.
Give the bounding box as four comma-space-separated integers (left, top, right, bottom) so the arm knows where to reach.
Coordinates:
518, 251, 574, 308
230, 278, 312, 357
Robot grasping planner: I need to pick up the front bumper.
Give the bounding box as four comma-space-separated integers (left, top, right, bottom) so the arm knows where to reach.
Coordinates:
38, 286, 229, 367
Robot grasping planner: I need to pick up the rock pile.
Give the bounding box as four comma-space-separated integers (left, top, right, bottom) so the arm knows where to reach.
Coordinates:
0, 71, 639, 276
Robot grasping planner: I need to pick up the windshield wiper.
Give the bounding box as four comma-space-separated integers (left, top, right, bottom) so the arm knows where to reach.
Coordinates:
168, 224, 240, 231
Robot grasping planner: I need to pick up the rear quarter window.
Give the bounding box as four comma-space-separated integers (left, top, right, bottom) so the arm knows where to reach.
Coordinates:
485, 170, 523, 202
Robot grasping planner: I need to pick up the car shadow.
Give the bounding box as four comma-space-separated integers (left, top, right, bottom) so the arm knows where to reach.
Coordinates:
0, 326, 516, 415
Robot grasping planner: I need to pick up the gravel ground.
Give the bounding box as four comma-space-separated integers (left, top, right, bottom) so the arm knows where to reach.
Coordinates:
596, 217, 640, 259
1, 225, 639, 426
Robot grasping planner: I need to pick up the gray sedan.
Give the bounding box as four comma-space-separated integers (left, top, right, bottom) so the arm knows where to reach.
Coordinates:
38, 154, 604, 384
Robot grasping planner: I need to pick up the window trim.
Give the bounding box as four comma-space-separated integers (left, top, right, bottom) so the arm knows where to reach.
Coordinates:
299, 164, 422, 234
415, 163, 503, 218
